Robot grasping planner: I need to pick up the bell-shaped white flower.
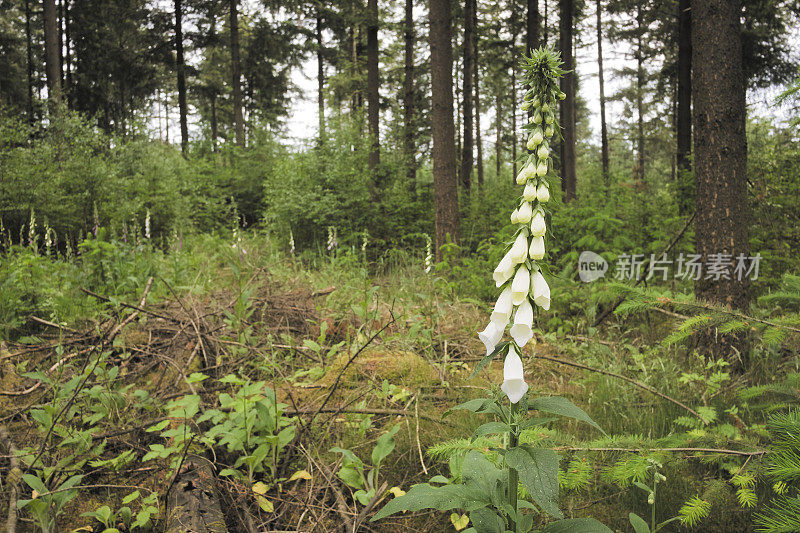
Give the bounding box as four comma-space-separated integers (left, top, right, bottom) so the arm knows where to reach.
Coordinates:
529, 236, 545, 260
509, 232, 529, 264
511, 265, 530, 306
536, 183, 550, 203
510, 208, 520, 224
544, 125, 555, 138
501, 345, 528, 404
510, 299, 534, 347
490, 287, 514, 327
537, 144, 549, 159
530, 212, 547, 237
517, 202, 533, 224
493, 250, 515, 286
528, 130, 543, 148
531, 270, 551, 311
516, 164, 534, 184
536, 161, 548, 176
523, 182, 537, 201
533, 111, 542, 124
478, 320, 504, 356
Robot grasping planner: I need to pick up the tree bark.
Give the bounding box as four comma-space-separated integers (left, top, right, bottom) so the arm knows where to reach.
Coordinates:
511, 29, 518, 185
175, 0, 189, 156
635, 3, 645, 183
317, 8, 325, 142
58, 0, 64, 87
460, 0, 475, 194
230, 0, 244, 146
64, 0, 71, 100
676, 0, 692, 211
25, 0, 34, 124
596, 0, 609, 183
559, 0, 576, 200
403, 0, 416, 195
692, 0, 750, 365
429, 0, 459, 260
210, 95, 218, 152
495, 91, 502, 179
43, 0, 62, 103
526, 0, 539, 122
367, 0, 380, 172
473, 0, 484, 188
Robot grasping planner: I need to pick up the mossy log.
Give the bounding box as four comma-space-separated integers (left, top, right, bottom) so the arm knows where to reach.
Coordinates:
165, 455, 228, 533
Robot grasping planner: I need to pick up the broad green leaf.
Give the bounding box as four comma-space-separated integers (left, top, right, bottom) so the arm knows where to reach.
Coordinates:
470, 507, 506, 533
472, 422, 512, 441
469, 341, 509, 379
372, 425, 400, 466
371, 483, 485, 521
528, 396, 605, 434
22, 474, 47, 495
505, 446, 561, 519
629, 513, 651, 533
122, 491, 140, 504
539, 518, 614, 533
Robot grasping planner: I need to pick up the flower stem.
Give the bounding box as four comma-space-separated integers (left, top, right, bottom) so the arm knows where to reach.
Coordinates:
508, 400, 520, 531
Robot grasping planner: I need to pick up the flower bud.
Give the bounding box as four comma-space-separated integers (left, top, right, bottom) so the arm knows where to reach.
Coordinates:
647, 493, 655, 505
531, 270, 550, 310
491, 287, 514, 327
511, 265, 530, 305
516, 164, 534, 184
541, 103, 550, 114
523, 182, 537, 201
536, 161, 548, 176
517, 202, 533, 224
509, 232, 529, 264
531, 96, 541, 108
545, 125, 555, 138
521, 100, 531, 111
544, 113, 554, 125
530, 212, 546, 237
493, 250, 515, 286
510, 208, 520, 224
529, 236, 545, 260
537, 144, 549, 159
510, 299, 534, 347
501, 345, 528, 404
558, 91, 566, 100
536, 183, 550, 203
533, 111, 542, 124
530, 130, 544, 147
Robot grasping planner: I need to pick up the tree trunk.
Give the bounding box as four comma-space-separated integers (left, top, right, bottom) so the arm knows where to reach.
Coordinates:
692, 0, 750, 366
460, 0, 474, 194
635, 4, 645, 183
596, 0, 609, 183
58, 0, 64, 87
351, 25, 361, 111
25, 0, 34, 124
367, 0, 380, 172
230, 0, 244, 146
544, 0, 549, 44
495, 91, 502, 179
676, 0, 692, 212
473, 0, 484, 188
511, 31, 518, 185
175, 0, 189, 156
526, 0, 539, 122
317, 9, 325, 141
429, 0, 459, 260
210, 94, 218, 152
559, 0, 576, 200
64, 0, 71, 100
43, 0, 62, 103
403, 0, 416, 195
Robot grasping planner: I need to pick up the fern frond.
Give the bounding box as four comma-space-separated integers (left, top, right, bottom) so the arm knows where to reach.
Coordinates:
679, 496, 711, 527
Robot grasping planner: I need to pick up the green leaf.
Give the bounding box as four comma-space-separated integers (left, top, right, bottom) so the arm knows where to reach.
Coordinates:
505, 446, 562, 519
539, 518, 613, 533
633, 481, 652, 494
122, 491, 140, 504
629, 513, 651, 533
470, 342, 509, 379
469, 507, 506, 533
528, 396, 605, 434
372, 425, 400, 466
472, 422, 512, 441
22, 474, 47, 495
371, 483, 485, 521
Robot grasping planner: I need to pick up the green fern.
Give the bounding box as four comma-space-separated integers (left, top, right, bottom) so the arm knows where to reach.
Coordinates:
678, 496, 711, 527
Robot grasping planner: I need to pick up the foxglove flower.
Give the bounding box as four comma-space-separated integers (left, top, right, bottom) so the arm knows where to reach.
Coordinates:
530, 212, 547, 237
478, 321, 504, 355
516, 164, 535, 184
493, 250, 516, 286
531, 270, 551, 310
510, 208, 520, 224
529, 236, 545, 260
536, 161, 548, 176
509, 232, 529, 264
491, 287, 514, 327
523, 182, 537, 201
510, 299, 534, 347
511, 265, 530, 306
536, 183, 550, 203
537, 144, 549, 159
517, 202, 533, 224
501, 345, 528, 404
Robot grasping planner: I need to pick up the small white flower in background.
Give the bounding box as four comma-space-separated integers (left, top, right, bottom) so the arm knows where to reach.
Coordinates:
28, 208, 37, 251
362, 230, 369, 254
530, 211, 547, 237
424, 234, 433, 273
145, 209, 151, 239
289, 230, 296, 256
511, 265, 530, 306
536, 182, 550, 203
531, 270, 551, 311
529, 236, 545, 260
501, 345, 528, 404
510, 299, 534, 347
326, 226, 338, 251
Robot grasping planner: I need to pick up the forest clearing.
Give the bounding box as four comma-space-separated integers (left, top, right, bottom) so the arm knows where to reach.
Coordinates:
1, 0, 800, 531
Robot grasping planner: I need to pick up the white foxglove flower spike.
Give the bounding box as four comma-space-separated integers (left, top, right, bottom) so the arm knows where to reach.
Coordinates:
493, 250, 516, 287
501, 345, 528, 404
509, 232, 529, 264
511, 265, 531, 306
478, 321, 504, 356
529, 236, 545, 260
530, 212, 547, 237
531, 270, 551, 311
536, 161, 548, 176
491, 287, 514, 328
517, 202, 533, 224
536, 183, 550, 203
523, 182, 537, 201
510, 299, 534, 347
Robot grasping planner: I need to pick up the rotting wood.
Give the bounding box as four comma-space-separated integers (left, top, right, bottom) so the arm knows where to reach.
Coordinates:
165, 454, 228, 533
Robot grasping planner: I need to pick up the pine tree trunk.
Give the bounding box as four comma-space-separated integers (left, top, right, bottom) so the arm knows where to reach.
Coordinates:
526, 0, 539, 121
429, 0, 459, 260
559, 0, 576, 200
403, 0, 416, 195
58, 0, 64, 88
367, 0, 380, 172
676, 0, 692, 212
460, 0, 474, 194
317, 9, 325, 141
635, 4, 645, 183
511, 30, 518, 185
211, 94, 218, 152
544, 0, 549, 45
43, 0, 62, 103
230, 0, 244, 147
25, 0, 34, 124
495, 91, 501, 179
473, 0, 483, 188
693, 0, 750, 366
64, 0, 71, 100
175, 0, 189, 156
596, 0, 609, 183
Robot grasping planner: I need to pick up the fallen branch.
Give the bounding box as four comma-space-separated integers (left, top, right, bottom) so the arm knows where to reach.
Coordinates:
285, 407, 450, 426
555, 446, 766, 457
